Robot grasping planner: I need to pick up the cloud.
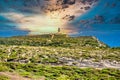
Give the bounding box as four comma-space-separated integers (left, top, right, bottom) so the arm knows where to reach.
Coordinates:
0, 0, 98, 35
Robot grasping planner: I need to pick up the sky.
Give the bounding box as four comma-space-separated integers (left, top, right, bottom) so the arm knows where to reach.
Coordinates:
0, 0, 120, 47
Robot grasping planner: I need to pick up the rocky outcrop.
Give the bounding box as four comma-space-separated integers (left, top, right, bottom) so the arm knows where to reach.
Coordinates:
58, 57, 120, 69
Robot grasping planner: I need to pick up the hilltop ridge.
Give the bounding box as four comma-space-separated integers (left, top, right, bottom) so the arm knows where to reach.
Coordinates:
0, 34, 107, 48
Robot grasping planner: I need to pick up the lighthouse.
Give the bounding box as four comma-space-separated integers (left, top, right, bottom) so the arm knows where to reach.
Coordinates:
58, 28, 61, 33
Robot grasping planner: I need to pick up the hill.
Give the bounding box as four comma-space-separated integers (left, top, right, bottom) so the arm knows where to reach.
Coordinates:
0, 34, 107, 48
0, 34, 120, 80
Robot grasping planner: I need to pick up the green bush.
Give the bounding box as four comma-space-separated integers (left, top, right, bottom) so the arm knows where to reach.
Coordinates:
0, 62, 120, 80
0, 63, 9, 72
57, 75, 70, 80
0, 75, 10, 80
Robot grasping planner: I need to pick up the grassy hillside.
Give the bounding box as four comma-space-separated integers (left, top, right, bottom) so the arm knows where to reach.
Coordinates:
0, 34, 107, 48
0, 34, 120, 80
0, 62, 120, 80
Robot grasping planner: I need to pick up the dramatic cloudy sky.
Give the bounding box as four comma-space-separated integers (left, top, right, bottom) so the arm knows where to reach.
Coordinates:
0, 0, 120, 47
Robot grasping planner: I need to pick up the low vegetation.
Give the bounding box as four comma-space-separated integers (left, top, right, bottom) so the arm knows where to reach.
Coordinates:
0, 34, 119, 80
0, 34, 107, 48
0, 74, 10, 80
0, 62, 120, 80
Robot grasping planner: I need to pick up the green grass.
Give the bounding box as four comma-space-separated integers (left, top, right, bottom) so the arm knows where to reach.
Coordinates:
0, 34, 107, 48
0, 34, 119, 80
0, 75, 10, 80
0, 45, 119, 63
0, 62, 120, 80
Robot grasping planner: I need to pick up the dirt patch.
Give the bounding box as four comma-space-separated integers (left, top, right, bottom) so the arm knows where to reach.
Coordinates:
0, 72, 45, 80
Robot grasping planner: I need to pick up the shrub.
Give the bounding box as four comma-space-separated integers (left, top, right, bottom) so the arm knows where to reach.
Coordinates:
57, 75, 70, 80
0, 75, 10, 80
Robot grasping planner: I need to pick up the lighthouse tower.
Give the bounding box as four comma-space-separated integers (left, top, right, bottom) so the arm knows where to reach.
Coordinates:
58, 28, 61, 33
